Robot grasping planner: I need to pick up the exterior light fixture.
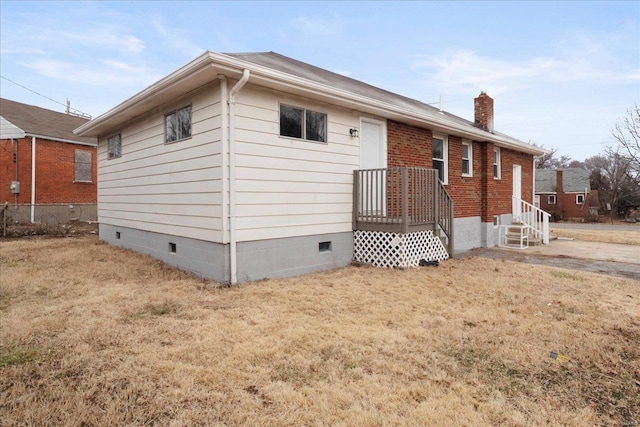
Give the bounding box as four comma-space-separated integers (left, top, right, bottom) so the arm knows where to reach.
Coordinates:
349, 128, 359, 138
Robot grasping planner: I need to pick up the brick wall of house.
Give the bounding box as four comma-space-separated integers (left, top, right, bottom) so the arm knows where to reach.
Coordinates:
0, 137, 97, 205
386, 120, 534, 221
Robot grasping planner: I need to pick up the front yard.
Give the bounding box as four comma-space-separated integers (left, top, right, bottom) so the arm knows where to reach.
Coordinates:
1, 236, 638, 426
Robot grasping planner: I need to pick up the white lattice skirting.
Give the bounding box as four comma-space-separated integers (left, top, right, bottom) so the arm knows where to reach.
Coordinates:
354, 230, 449, 268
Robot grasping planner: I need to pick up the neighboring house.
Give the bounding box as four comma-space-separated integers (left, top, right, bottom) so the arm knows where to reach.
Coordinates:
0, 98, 98, 223
75, 51, 547, 283
535, 168, 597, 220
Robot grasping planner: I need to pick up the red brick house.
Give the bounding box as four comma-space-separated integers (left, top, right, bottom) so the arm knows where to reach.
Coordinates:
76, 51, 547, 283
535, 168, 598, 220
1, 98, 97, 223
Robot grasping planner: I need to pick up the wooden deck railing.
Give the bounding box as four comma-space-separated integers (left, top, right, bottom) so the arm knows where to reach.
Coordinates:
353, 167, 454, 254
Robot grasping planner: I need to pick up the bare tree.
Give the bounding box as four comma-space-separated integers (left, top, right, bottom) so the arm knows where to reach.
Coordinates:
613, 104, 640, 176
533, 144, 573, 169
584, 146, 640, 220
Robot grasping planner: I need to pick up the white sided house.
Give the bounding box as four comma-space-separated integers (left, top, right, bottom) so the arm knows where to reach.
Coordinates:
76, 51, 547, 283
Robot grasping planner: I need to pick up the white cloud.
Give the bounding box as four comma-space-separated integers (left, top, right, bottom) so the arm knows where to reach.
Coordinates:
291, 14, 344, 39
412, 33, 639, 97
61, 28, 145, 53
18, 59, 163, 87
152, 16, 205, 59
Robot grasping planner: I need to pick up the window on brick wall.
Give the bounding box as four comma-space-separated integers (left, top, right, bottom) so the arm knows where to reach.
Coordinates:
548, 195, 556, 204
279, 104, 327, 142
433, 134, 448, 184
493, 147, 501, 179
107, 133, 121, 159
462, 140, 472, 177
74, 149, 92, 183
165, 105, 192, 143
576, 194, 585, 204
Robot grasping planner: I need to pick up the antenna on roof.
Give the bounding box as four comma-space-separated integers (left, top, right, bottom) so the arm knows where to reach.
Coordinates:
439, 94, 443, 113
65, 98, 91, 119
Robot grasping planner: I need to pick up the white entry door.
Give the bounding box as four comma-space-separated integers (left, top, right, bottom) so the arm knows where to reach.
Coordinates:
512, 164, 522, 220
360, 118, 386, 169
359, 118, 387, 216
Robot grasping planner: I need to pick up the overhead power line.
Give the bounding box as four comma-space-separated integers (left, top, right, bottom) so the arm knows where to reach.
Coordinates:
1, 75, 91, 118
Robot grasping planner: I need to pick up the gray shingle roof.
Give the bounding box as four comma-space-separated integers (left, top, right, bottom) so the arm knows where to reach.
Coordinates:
535, 168, 590, 194
0, 98, 96, 145
224, 52, 521, 143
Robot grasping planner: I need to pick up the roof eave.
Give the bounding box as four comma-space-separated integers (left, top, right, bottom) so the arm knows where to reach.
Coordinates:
75, 51, 546, 156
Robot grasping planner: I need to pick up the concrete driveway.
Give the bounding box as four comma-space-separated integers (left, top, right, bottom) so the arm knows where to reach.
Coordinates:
467, 233, 640, 281
526, 238, 639, 264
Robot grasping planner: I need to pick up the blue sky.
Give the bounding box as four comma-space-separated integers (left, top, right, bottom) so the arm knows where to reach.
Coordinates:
1, 1, 638, 161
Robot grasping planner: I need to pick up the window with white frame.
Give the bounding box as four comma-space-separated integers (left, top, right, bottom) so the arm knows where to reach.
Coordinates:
74, 149, 92, 182
493, 147, 501, 179
107, 133, 121, 159
432, 134, 448, 183
462, 140, 472, 177
165, 105, 192, 143
576, 194, 585, 204
548, 195, 556, 204
279, 104, 327, 142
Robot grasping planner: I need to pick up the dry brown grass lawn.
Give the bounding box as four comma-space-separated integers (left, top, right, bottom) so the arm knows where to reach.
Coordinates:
1, 236, 639, 426
550, 227, 640, 245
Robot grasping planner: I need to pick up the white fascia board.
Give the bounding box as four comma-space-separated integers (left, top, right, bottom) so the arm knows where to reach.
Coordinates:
75, 51, 546, 156
0, 116, 26, 139
25, 133, 97, 147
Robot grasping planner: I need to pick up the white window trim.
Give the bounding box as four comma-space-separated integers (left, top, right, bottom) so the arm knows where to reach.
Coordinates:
576, 194, 585, 204
433, 133, 448, 185
548, 195, 556, 205
493, 147, 501, 179
462, 140, 472, 177
279, 103, 328, 144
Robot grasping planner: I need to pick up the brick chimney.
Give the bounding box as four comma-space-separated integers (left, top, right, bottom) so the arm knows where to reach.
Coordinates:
474, 92, 494, 132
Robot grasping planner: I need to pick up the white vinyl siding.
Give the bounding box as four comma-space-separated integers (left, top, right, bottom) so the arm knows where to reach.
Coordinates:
234, 85, 360, 241
97, 82, 223, 242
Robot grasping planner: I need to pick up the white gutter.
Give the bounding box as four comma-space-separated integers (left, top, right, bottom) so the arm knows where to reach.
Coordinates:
25, 133, 96, 147
74, 51, 545, 156
31, 136, 36, 223
227, 69, 250, 285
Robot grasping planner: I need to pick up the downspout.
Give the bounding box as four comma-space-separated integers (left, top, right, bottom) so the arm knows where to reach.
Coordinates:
228, 69, 250, 284
218, 74, 230, 264
31, 136, 36, 223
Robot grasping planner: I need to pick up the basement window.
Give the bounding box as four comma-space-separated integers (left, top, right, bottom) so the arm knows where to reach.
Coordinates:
165, 105, 192, 143
493, 215, 500, 227
279, 104, 327, 143
548, 195, 556, 205
115, 231, 121, 240
576, 194, 585, 204
318, 241, 332, 252
169, 242, 177, 254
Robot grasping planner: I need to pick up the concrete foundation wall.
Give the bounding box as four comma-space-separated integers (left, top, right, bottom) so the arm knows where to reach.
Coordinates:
236, 232, 354, 282
5, 203, 97, 224
453, 216, 482, 253
99, 224, 353, 283
481, 213, 512, 248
